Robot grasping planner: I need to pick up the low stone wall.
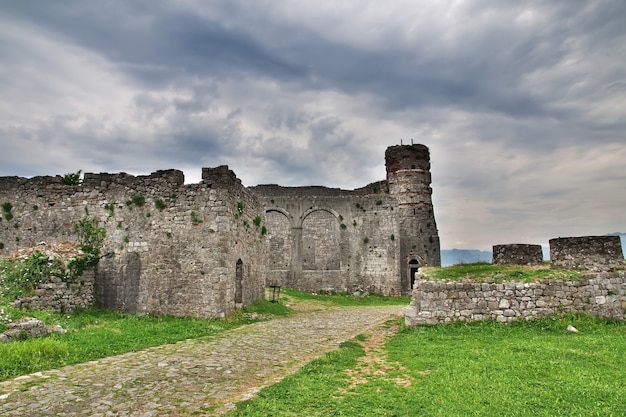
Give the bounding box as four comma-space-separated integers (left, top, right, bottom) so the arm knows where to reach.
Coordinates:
492, 244, 543, 265
13, 270, 95, 313
405, 272, 626, 326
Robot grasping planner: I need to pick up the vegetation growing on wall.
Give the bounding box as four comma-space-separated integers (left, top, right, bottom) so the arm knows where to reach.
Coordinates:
0, 215, 106, 301
191, 211, 203, 224
68, 215, 107, 280
154, 198, 166, 211
131, 194, 145, 207
2, 202, 13, 221
103, 202, 115, 219
61, 170, 82, 186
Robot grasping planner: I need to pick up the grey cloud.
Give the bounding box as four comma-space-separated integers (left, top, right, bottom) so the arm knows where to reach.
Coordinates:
1, 0, 624, 249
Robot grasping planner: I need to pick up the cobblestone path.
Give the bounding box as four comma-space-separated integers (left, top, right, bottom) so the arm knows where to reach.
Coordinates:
0, 305, 403, 416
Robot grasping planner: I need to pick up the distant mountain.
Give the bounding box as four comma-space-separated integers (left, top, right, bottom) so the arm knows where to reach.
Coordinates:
441, 249, 492, 267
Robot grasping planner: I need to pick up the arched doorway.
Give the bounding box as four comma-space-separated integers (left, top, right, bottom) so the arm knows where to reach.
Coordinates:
408, 259, 420, 291
235, 259, 243, 305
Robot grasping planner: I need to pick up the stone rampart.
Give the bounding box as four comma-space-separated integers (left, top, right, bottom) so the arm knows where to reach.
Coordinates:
492, 244, 543, 265
550, 236, 625, 271
405, 272, 626, 326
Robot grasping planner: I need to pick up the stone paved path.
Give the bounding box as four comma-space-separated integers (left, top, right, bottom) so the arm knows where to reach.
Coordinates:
0, 305, 403, 416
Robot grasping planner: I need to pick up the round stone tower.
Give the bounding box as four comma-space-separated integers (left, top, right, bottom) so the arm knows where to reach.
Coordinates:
385, 144, 441, 293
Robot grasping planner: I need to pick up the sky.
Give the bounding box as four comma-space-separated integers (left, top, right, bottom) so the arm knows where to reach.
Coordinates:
1, 1, 625, 251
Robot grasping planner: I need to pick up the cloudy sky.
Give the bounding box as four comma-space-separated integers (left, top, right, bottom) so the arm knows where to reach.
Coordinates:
1, 1, 625, 250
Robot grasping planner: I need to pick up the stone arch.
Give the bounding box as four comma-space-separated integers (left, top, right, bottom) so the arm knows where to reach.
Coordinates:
265, 207, 293, 224
235, 259, 243, 305
300, 206, 340, 226
301, 208, 341, 270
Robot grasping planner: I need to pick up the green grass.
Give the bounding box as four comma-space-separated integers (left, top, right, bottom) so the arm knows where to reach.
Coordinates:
231, 340, 367, 416
0, 303, 278, 382
423, 262, 584, 283
243, 297, 292, 316
229, 315, 626, 416
281, 287, 410, 306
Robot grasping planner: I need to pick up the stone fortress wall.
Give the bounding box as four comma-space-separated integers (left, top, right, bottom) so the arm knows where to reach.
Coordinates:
0, 166, 266, 318
1, 144, 442, 317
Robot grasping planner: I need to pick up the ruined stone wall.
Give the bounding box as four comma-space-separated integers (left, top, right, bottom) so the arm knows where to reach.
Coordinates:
405, 272, 626, 326
251, 185, 401, 295
0, 167, 266, 318
550, 236, 625, 272
492, 244, 543, 265
13, 271, 95, 313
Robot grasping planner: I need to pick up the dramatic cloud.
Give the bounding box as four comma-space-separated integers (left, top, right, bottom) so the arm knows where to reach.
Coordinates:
1, 0, 625, 250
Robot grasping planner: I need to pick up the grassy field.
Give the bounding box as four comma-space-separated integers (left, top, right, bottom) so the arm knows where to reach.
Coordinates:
230, 314, 626, 416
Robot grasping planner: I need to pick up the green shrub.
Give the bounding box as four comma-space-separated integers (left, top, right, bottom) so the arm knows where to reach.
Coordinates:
61, 170, 82, 185
253, 215, 262, 227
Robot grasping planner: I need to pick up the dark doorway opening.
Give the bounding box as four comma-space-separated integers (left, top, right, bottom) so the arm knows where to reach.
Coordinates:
235, 259, 243, 305
409, 259, 420, 291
